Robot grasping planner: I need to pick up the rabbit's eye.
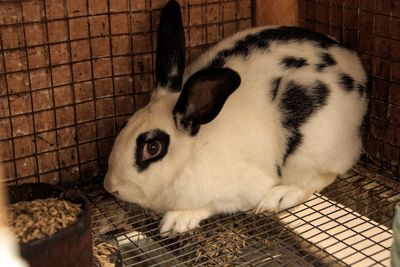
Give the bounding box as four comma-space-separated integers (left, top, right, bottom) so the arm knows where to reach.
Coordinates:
143, 140, 162, 159
135, 130, 170, 171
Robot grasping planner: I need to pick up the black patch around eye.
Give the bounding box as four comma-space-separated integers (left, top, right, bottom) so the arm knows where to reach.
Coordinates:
316, 52, 337, 71
280, 81, 330, 163
339, 73, 354, 92
134, 129, 170, 172
282, 56, 308, 69
271, 77, 282, 101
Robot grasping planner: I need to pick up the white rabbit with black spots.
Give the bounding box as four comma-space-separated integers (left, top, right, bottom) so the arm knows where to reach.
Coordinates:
104, 0, 368, 237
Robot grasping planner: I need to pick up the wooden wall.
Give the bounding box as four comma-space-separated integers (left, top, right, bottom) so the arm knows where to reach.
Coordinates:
254, 0, 299, 26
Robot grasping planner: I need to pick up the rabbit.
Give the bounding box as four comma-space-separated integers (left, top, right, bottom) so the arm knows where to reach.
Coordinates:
104, 0, 368, 237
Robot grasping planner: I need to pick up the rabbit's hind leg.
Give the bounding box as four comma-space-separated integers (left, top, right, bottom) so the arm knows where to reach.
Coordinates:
255, 185, 308, 214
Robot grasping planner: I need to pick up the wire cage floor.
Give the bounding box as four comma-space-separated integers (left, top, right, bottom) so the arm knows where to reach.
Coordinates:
74, 162, 398, 267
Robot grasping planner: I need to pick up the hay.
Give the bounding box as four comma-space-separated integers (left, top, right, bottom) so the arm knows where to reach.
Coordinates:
177, 222, 249, 266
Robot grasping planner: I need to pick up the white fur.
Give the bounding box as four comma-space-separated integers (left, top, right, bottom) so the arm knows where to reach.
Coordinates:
105, 26, 368, 235
0, 227, 28, 267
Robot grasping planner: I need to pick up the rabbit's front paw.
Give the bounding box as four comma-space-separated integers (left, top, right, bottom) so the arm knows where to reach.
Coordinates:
160, 209, 212, 237
255, 185, 307, 213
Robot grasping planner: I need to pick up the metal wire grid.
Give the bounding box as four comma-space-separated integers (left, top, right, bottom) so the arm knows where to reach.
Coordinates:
0, 0, 253, 185
78, 163, 397, 266
299, 0, 400, 179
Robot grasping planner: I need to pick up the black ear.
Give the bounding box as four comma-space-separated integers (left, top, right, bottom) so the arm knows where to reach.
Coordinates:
173, 68, 241, 135
156, 0, 185, 92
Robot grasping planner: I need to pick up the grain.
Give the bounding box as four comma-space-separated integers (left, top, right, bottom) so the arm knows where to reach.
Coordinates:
8, 198, 82, 243
93, 236, 120, 267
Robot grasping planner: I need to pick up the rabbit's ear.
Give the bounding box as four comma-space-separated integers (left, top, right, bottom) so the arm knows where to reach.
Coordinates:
173, 68, 241, 135
156, 0, 185, 92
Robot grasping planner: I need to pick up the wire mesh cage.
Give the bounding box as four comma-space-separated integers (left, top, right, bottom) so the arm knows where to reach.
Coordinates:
1, 0, 400, 266
83, 166, 398, 266
0, 0, 253, 185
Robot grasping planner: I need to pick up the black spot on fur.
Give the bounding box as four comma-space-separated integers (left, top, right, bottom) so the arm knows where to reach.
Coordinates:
282, 56, 308, 68
339, 73, 354, 92
208, 26, 338, 69
209, 57, 225, 69
284, 133, 303, 164
135, 130, 170, 172
316, 52, 337, 71
280, 81, 330, 163
281, 82, 329, 129
314, 80, 331, 105
322, 52, 336, 65
276, 165, 282, 177
271, 77, 282, 101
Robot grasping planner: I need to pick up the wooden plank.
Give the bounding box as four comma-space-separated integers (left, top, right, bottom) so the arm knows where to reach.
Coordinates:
255, 0, 299, 26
